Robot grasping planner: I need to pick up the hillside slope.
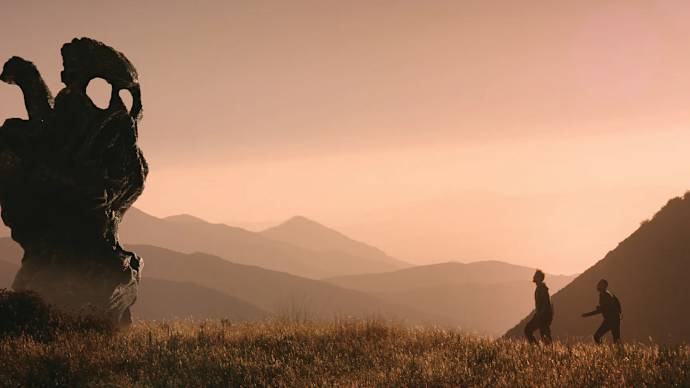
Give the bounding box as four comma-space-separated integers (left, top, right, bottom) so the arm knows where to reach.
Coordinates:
505, 192, 690, 344
327, 261, 574, 334
133, 278, 267, 321
130, 244, 447, 324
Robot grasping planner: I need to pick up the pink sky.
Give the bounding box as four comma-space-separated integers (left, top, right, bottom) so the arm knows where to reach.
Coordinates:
2, 1, 690, 273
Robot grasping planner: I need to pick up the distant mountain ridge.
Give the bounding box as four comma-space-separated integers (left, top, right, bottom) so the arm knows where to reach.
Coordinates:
163, 214, 208, 224
327, 260, 575, 294
2, 209, 410, 277
0, 225, 580, 333
261, 215, 409, 269
130, 244, 443, 324
119, 208, 406, 278
327, 261, 576, 334
506, 192, 690, 344
0, 237, 452, 325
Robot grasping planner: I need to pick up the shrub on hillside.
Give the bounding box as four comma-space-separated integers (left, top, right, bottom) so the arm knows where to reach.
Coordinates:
0, 289, 54, 340
0, 289, 115, 340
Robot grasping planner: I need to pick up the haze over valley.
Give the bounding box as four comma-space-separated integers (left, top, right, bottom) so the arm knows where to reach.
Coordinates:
0, 209, 576, 335
2, 190, 689, 342
1, 0, 690, 345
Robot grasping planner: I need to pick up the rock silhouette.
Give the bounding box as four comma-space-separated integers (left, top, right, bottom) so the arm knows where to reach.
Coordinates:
0, 38, 148, 326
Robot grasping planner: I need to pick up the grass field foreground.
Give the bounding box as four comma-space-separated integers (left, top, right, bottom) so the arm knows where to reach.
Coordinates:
0, 320, 688, 387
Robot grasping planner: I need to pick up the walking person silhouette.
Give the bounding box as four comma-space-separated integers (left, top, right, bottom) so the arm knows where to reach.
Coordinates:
524, 269, 553, 344
581, 279, 622, 344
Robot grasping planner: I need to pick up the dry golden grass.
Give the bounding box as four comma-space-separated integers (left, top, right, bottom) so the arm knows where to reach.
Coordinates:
0, 319, 688, 387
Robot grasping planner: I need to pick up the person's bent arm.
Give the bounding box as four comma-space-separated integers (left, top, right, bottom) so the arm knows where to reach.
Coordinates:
581, 306, 600, 317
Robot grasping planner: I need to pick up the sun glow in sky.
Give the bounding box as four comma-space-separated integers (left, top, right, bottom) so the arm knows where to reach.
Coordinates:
2, 0, 690, 273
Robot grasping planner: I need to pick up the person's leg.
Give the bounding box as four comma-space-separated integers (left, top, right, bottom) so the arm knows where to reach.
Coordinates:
524, 316, 538, 344
594, 321, 610, 344
538, 317, 552, 344
611, 319, 621, 343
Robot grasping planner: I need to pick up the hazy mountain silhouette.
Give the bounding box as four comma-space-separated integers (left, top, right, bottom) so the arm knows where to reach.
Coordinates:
327, 261, 575, 334
133, 278, 267, 321
261, 215, 409, 270
163, 214, 208, 224
130, 244, 448, 323
505, 192, 690, 344
119, 208, 405, 278
328, 261, 573, 293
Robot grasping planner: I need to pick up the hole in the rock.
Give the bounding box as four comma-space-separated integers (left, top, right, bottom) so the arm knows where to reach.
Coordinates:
86, 78, 111, 109
0, 87, 28, 120
119, 89, 134, 113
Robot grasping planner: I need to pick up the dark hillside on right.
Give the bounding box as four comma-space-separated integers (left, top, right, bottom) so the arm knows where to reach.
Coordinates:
506, 192, 690, 344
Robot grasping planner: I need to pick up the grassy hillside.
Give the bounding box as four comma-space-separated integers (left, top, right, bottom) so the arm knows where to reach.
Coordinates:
506, 192, 690, 344
0, 320, 687, 387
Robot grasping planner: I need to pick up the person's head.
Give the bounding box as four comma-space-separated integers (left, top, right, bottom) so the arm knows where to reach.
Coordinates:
597, 279, 608, 292
533, 269, 545, 284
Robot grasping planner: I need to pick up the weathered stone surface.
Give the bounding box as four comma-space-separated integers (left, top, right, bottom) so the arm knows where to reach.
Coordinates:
0, 38, 148, 326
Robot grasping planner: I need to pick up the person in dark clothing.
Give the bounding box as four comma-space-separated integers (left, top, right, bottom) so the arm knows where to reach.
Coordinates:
524, 269, 553, 344
581, 279, 622, 344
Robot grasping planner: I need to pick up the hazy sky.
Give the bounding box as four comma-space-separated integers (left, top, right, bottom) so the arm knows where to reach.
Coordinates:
2, 1, 690, 273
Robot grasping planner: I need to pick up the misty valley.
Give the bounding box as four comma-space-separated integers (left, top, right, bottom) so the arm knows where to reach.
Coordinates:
2, 192, 690, 344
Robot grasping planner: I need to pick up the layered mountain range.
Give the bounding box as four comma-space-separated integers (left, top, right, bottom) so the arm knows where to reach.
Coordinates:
2, 191, 689, 342
0, 209, 568, 334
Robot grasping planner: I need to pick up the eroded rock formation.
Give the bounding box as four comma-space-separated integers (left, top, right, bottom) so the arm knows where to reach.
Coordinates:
0, 38, 148, 326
